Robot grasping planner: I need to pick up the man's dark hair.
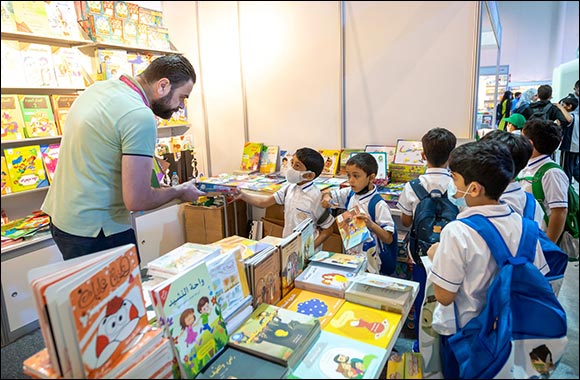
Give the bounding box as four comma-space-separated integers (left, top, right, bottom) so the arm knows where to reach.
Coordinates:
537, 85, 552, 101
514, 91, 522, 98
522, 119, 562, 155
449, 141, 514, 201
561, 95, 578, 112
346, 152, 378, 176
422, 128, 457, 167
140, 54, 196, 87
481, 130, 533, 179
295, 147, 324, 178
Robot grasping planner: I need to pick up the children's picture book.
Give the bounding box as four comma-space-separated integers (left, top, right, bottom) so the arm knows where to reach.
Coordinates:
294, 263, 358, 299
18, 95, 59, 138
12, 1, 51, 35
1, 94, 26, 140
350, 151, 388, 179
336, 205, 371, 250
50, 94, 78, 135
45, 1, 81, 39
40, 144, 60, 185
277, 288, 345, 328
4, 145, 48, 192
20, 42, 58, 87
324, 301, 402, 349
309, 251, 366, 272
149, 261, 228, 379
279, 231, 303, 297
196, 346, 289, 379
345, 273, 419, 315
51, 47, 85, 88
228, 303, 321, 368
393, 139, 425, 165
293, 218, 315, 264
0, 1, 17, 32
210, 235, 274, 261
246, 246, 282, 307
279, 149, 293, 176
259, 145, 280, 174
96, 48, 130, 80
1, 157, 12, 195
238, 142, 264, 173
146, 242, 221, 278
319, 149, 341, 176
1, 40, 26, 87
290, 330, 389, 379
338, 149, 364, 176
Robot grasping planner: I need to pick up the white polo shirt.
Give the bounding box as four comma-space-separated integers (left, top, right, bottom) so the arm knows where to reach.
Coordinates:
517, 155, 569, 217
429, 204, 549, 335
500, 181, 547, 231
274, 181, 334, 237
396, 168, 453, 216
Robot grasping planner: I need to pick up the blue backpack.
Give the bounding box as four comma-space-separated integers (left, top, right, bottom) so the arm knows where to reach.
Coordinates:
448, 214, 567, 379
345, 191, 397, 275
408, 179, 459, 267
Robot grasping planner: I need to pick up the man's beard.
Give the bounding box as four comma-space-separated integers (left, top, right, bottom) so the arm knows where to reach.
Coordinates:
151, 92, 179, 119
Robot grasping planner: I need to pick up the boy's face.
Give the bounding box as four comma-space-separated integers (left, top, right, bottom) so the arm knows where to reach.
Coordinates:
290, 154, 314, 183
346, 164, 374, 193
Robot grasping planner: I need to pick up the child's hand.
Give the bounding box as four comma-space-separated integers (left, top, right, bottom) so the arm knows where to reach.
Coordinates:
321, 195, 336, 208
355, 213, 371, 227
427, 242, 439, 261
233, 187, 244, 201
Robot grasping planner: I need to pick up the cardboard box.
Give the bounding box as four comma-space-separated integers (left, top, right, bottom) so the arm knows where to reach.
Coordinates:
184, 200, 247, 244
262, 217, 284, 238
322, 233, 344, 253
265, 204, 285, 220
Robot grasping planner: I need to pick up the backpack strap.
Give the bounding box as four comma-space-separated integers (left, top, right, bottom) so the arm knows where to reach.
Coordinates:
409, 178, 429, 201
531, 162, 562, 226
345, 190, 354, 209
459, 215, 512, 267
367, 193, 384, 223
522, 191, 536, 221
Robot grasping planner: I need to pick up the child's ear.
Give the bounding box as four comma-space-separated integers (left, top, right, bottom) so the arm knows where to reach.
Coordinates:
369, 173, 376, 182
305, 171, 316, 181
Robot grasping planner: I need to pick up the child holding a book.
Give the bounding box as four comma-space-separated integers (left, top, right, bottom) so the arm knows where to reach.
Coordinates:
236, 147, 335, 249
321, 152, 396, 274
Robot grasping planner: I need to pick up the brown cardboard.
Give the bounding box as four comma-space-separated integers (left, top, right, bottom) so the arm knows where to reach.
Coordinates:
265, 204, 285, 220
261, 217, 284, 238
184, 200, 248, 244
322, 233, 344, 253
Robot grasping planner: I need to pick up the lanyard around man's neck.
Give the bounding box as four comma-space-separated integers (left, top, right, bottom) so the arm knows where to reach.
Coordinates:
119, 75, 150, 107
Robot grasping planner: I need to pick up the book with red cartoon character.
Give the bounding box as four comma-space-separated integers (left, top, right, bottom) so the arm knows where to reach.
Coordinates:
148, 261, 228, 379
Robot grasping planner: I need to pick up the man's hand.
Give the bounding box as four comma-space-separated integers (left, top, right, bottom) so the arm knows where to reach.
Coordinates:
176, 179, 206, 202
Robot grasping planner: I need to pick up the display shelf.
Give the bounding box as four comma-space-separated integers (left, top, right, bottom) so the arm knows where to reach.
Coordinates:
0, 232, 52, 255
79, 41, 183, 56
1, 187, 49, 199
1, 136, 61, 147
158, 123, 191, 130
1, 87, 84, 95
1, 31, 93, 47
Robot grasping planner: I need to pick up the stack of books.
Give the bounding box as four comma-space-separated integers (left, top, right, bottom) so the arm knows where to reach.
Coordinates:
243, 245, 282, 307
146, 242, 221, 278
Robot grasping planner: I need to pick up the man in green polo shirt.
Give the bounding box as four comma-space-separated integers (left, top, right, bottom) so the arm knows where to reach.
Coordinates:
42, 55, 204, 261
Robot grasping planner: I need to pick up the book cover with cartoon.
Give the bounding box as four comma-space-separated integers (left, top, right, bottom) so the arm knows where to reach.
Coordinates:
250, 247, 282, 307
259, 145, 280, 175
323, 302, 401, 349
294, 264, 357, 298
393, 139, 425, 165
309, 251, 366, 271
290, 331, 388, 379
18, 95, 58, 138
277, 288, 345, 328
1, 95, 26, 141
293, 218, 315, 265
1, 157, 12, 195
240, 142, 264, 172
336, 205, 371, 251
20, 43, 58, 87
319, 149, 341, 176
338, 149, 364, 176
280, 232, 302, 297
228, 303, 320, 368
40, 143, 60, 185
50, 94, 78, 135
149, 261, 228, 379
67, 245, 149, 378
4, 145, 48, 192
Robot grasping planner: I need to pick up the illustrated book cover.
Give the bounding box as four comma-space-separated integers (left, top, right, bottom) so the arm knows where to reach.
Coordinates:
294, 263, 358, 299
149, 261, 228, 379
393, 139, 425, 165
246, 246, 282, 307
323, 301, 402, 349
18, 95, 59, 138
308, 251, 366, 272
276, 288, 345, 328
1, 94, 26, 140
1, 156, 12, 195
335, 205, 371, 250
319, 149, 341, 176
238, 142, 264, 173
293, 218, 315, 264
39, 143, 60, 185
279, 230, 303, 297
338, 149, 364, 176
196, 346, 289, 379
228, 303, 320, 368
289, 330, 388, 379
50, 94, 79, 135
4, 145, 48, 192
259, 145, 280, 175
146, 242, 221, 278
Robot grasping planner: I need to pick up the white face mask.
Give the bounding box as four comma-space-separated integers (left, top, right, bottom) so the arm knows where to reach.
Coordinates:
286, 168, 312, 184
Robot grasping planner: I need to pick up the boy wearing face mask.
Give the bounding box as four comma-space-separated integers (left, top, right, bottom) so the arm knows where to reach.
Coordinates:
321, 153, 396, 274
426, 141, 549, 378
236, 147, 335, 249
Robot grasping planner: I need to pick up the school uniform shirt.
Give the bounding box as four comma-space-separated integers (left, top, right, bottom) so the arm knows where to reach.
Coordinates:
500, 181, 547, 231
330, 187, 395, 273
396, 168, 453, 217
274, 181, 334, 238
429, 204, 549, 335
517, 155, 569, 217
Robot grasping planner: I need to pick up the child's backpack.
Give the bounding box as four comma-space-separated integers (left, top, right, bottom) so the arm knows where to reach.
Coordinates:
526, 162, 579, 260
527, 102, 553, 121
345, 191, 397, 275
448, 214, 568, 379
408, 179, 459, 267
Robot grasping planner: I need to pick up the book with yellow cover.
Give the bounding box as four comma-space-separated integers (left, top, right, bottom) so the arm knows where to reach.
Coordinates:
277, 288, 345, 328
50, 95, 78, 135
323, 301, 401, 348
18, 95, 59, 138
1, 157, 12, 195
1, 95, 26, 141
4, 145, 48, 192
238, 142, 264, 173
318, 149, 341, 176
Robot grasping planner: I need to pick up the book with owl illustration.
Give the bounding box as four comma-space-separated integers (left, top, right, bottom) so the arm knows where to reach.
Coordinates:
290, 330, 388, 379
1, 95, 26, 141
4, 145, 48, 192
148, 261, 228, 379
50, 94, 79, 134
319, 149, 341, 176
18, 95, 58, 138
323, 301, 401, 349
40, 143, 60, 185
228, 303, 320, 368
277, 288, 345, 328
294, 263, 358, 299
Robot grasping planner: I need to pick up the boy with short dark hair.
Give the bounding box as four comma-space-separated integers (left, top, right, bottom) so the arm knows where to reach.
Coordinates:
321, 152, 395, 274
518, 120, 568, 243
427, 141, 549, 378
237, 147, 334, 249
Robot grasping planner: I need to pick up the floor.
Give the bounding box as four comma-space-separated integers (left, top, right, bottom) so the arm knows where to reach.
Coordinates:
2, 262, 578, 379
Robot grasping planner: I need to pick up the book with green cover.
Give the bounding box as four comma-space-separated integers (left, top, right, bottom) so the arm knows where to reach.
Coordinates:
196, 347, 288, 379
18, 95, 58, 138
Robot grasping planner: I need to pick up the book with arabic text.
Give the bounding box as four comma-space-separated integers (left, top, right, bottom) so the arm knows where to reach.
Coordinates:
4, 145, 48, 192
197, 346, 289, 379
1, 95, 26, 141
18, 95, 59, 138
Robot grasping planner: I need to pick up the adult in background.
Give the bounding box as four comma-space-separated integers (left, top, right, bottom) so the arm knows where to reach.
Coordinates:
558, 95, 579, 184
513, 87, 538, 115
511, 91, 522, 112
42, 55, 205, 261
496, 90, 512, 130
521, 85, 568, 128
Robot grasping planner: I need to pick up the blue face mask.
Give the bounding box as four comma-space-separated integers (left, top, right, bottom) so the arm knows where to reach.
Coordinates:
447, 181, 472, 208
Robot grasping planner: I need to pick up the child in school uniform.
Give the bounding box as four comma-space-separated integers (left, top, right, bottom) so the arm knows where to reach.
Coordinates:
517, 120, 569, 243
321, 152, 395, 274
481, 129, 547, 230
427, 141, 550, 378
237, 147, 335, 249
396, 127, 457, 350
